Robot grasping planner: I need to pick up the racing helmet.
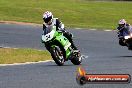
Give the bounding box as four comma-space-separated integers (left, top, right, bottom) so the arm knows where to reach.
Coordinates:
118, 19, 126, 28
43, 11, 53, 23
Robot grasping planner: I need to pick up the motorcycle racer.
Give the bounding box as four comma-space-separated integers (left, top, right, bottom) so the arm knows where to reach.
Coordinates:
116, 19, 132, 46
42, 11, 77, 52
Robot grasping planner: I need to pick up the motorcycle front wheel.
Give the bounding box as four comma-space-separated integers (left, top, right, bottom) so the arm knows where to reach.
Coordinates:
50, 46, 65, 66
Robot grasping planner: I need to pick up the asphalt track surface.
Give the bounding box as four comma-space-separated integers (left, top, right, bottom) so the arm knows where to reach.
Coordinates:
0, 23, 132, 88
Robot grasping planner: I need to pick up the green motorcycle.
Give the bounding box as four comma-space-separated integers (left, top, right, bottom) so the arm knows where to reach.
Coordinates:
41, 25, 82, 66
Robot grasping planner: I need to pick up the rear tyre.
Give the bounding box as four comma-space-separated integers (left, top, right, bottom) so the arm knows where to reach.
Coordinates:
126, 39, 132, 50
128, 47, 132, 50
127, 43, 132, 50
71, 51, 82, 65
71, 57, 82, 65
50, 46, 65, 66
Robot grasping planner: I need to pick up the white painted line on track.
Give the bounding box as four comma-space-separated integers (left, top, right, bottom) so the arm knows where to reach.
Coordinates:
89, 29, 97, 31
0, 46, 19, 49
104, 30, 112, 31
0, 55, 88, 66
0, 60, 54, 66
74, 28, 114, 32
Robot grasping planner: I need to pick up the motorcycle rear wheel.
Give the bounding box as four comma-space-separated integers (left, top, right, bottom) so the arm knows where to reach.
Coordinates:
71, 51, 82, 65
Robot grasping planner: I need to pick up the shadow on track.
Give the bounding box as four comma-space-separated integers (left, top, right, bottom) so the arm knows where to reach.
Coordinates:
45, 64, 80, 67
115, 56, 132, 58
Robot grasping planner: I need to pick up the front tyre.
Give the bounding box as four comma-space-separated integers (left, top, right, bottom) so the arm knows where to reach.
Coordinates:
50, 46, 65, 66
119, 39, 126, 46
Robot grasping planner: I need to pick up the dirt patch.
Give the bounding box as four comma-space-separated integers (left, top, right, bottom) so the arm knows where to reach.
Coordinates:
0, 21, 42, 26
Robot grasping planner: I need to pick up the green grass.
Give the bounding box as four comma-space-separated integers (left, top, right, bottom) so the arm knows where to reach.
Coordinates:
0, 0, 132, 29
0, 48, 51, 64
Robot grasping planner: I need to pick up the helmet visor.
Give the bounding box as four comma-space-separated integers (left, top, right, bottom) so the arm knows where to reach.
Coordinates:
118, 24, 125, 28
43, 16, 52, 23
